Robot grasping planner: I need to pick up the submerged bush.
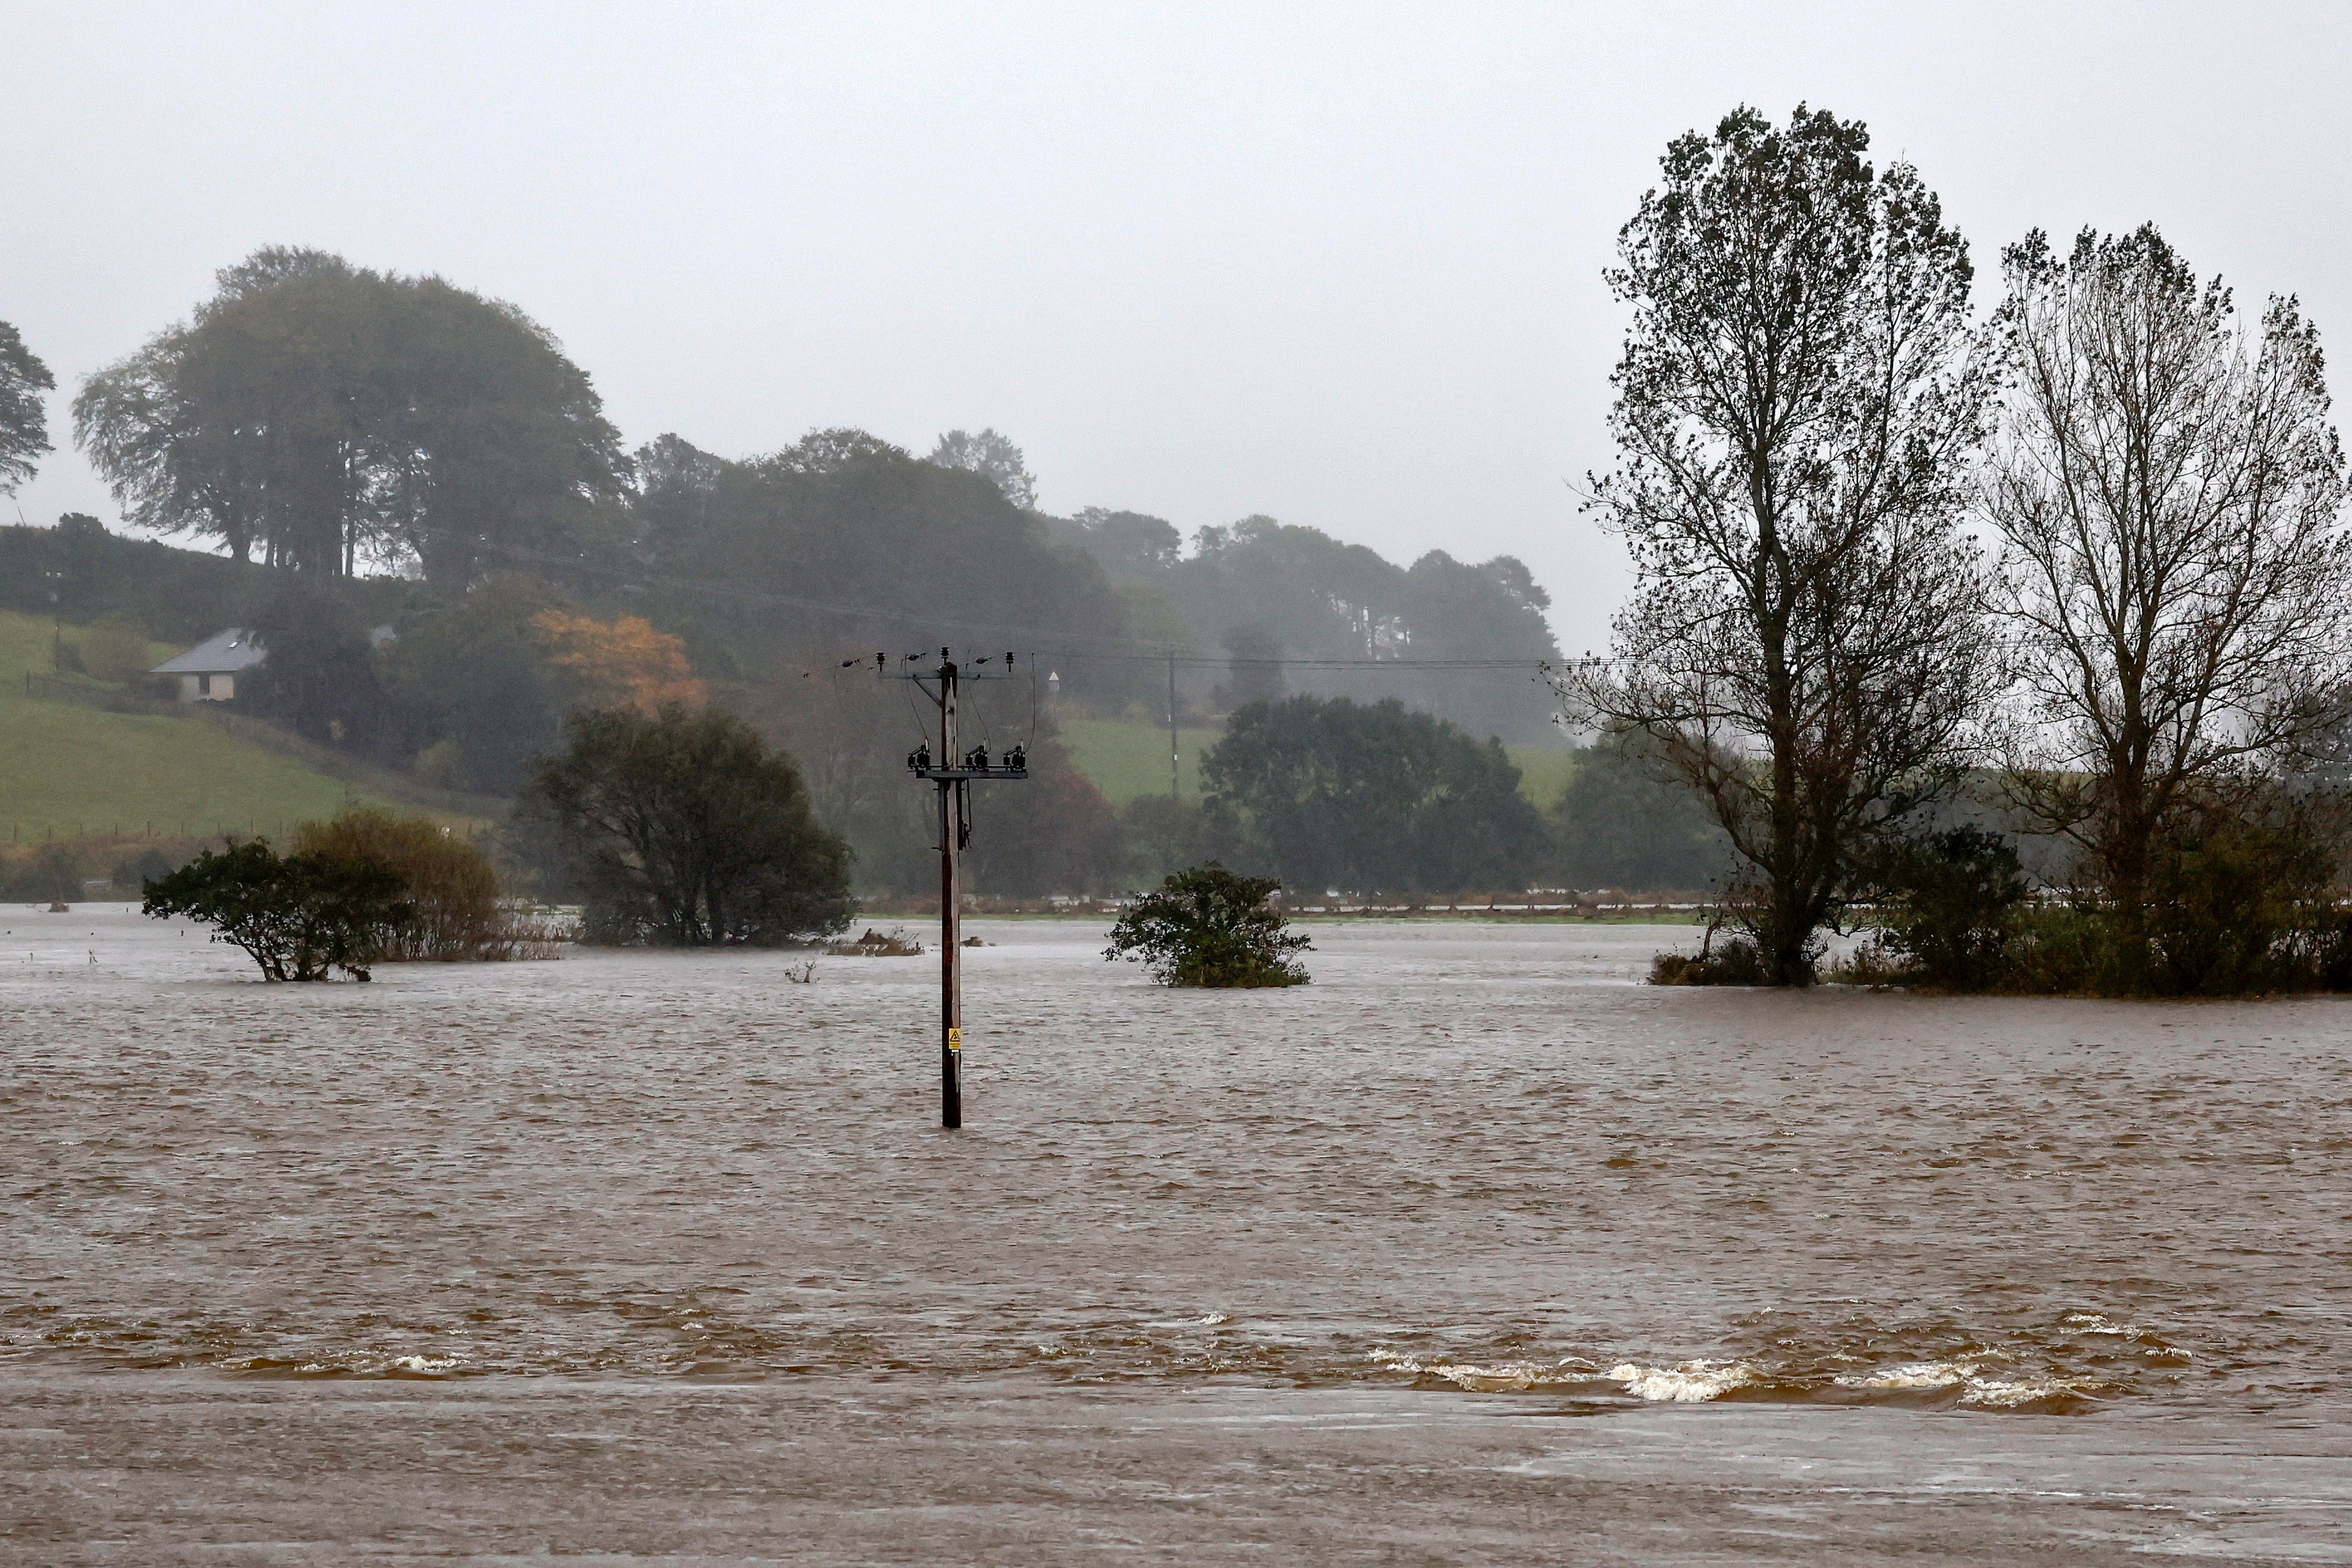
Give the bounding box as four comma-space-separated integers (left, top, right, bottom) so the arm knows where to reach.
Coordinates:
1105, 863, 1310, 988
2139, 804, 2345, 995
1869, 827, 2030, 991
1649, 932, 1767, 986
4, 842, 83, 905
520, 704, 855, 947
142, 839, 410, 981
1832, 800, 2352, 996
293, 807, 547, 961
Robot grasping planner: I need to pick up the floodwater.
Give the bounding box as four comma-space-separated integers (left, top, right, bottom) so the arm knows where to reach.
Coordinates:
4, 910, 2349, 1564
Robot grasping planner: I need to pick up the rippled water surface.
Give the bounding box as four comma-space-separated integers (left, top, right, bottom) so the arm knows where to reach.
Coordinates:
6, 909, 2352, 1562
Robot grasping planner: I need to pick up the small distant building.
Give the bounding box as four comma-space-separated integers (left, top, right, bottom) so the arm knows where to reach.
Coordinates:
151, 628, 268, 702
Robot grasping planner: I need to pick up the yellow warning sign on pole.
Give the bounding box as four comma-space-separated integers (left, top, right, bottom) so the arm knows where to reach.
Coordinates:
947, 1026, 961, 1053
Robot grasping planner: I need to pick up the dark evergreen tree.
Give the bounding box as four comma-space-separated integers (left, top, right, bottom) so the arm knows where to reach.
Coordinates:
519, 704, 854, 946
1204, 695, 1548, 893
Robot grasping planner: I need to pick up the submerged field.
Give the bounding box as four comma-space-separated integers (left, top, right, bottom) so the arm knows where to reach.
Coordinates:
4, 913, 2348, 1562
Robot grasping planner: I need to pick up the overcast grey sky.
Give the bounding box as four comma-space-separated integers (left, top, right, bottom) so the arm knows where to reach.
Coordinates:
6, 2, 2347, 651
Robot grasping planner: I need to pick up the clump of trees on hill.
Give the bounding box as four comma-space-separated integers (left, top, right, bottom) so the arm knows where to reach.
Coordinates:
1562, 103, 2352, 996
1050, 510, 1562, 742
75, 248, 625, 582
1200, 695, 1549, 895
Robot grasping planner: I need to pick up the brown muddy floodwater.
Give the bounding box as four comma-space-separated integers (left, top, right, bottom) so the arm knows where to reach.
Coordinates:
3, 910, 2350, 1564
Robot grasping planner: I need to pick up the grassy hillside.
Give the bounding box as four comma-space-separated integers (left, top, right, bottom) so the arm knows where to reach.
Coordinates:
1508, 745, 1577, 808
1057, 716, 1222, 804
1056, 712, 1578, 808
0, 611, 445, 841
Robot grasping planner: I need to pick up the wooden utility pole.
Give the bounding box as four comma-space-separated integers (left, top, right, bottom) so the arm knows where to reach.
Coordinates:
903, 649, 1028, 1128
1167, 651, 1180, 799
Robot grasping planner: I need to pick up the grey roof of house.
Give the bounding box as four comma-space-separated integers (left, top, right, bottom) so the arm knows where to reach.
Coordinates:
151, 628, 269, 675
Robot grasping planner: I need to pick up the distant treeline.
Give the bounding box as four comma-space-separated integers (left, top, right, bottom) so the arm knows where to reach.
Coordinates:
24, 246, 1559, 744
4, 516, 1717, 897
0, 243, 1598, 900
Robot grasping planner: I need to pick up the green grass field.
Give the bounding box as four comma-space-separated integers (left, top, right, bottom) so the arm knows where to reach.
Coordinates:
0, 611, 422, 842
1055, 717, 1222, 804
1055, 713, 1579, 808
1507, 744, 1578, 807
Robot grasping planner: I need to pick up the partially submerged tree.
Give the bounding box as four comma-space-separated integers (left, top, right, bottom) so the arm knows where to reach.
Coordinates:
293, 807, 535, 961
142, 839, 410, 981
519, 704, 854, 946
1983, 226, 2352, 976
1555, 104, 1995, 984
1105, 863, 1310, 987
0, 320, 54, 494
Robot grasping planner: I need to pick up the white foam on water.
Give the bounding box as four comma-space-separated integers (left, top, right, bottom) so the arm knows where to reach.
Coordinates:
1606, 1359, 1763, 1402
1141, 1312, 1231, 1329
1834, 1359, 2094, 1407
1368, 1348, 1591, 1393
390, 1354, 461, 1375
1835, 1360, 1973, 1390
1957, 1373, 2094, 1408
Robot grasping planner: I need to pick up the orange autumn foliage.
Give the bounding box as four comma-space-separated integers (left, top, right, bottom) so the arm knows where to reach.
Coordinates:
528, 609, 707, 713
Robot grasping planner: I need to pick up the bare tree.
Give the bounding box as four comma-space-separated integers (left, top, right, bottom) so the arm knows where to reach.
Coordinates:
1555, 105, 1994, 984
1984, 226, 2352, 960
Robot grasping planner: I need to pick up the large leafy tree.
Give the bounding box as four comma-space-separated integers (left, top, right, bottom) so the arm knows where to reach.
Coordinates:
74, 247, 625, 582
1555, 105, 1994, 984
519, 704, 855, 946
1984, 226, 2351, 970
1203, 695, 1548, 893
0, 320, 55, 494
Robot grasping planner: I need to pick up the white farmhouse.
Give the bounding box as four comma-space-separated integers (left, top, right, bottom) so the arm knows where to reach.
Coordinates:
150, 628, 268, 702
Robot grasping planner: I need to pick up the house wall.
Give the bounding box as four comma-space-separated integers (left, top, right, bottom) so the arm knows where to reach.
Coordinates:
178, 673, 235, 702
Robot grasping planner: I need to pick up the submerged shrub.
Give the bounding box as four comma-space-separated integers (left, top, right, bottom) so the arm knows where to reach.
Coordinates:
293, 807, 545, 961
5, 842, 83, 905
142, 839, 410, 982
1869, 827, 2030, 991
520, 704, 855, 947
1648, 932, 1767, 986
1105, 863, 1310, 988
2142, 802, 2345, 995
